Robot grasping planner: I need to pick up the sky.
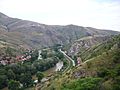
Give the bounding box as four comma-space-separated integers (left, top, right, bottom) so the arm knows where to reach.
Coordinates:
0, 0, 120, 31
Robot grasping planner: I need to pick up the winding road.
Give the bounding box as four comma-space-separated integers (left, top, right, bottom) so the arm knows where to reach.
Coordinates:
36, 49, 76, 90
59, 49, 75, 66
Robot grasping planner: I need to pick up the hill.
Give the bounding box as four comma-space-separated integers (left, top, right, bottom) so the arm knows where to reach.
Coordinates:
68, 35, 110, 56
0, 12, 119, 49
68, 35, 120, 90
44, 34, 120, 90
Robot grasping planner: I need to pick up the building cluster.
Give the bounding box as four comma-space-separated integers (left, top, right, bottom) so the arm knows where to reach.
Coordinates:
0, 54, 14, 65
77, 57, 82, 65
0, 49, 33, 65
15, 49, 33, 63
16, 55, 31, 62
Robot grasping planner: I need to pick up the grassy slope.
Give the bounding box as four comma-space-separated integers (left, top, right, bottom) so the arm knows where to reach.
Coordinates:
79, 35, 120, 61
0, 39, 25, 54
63, 35, 120, 90
45, 35, 120, 90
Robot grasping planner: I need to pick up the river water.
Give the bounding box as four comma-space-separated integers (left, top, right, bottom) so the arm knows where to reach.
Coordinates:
55, 61, 63, 71
38, 50, 63, 75
43, 61, 63, 76
38, 50, 42, 60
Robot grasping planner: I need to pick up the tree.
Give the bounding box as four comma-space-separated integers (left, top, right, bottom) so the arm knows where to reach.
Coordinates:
10, 64, 21, 74
0, 69, 6, 75
113, 50, 120, 63
61, 77, 102, 90
31, 50, 38, 61
55, 52, 64, 59
7, 69, 15, 80
36, 72, 44, 82
19, 73, 33, 87
41, 50, 47, 59
53, 44, 62, 52
8, 80, 20, 90
0, 75, 7, 89
73, 56, 77, 65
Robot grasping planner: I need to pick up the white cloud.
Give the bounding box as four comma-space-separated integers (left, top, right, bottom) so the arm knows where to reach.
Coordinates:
0, 0, 120, 31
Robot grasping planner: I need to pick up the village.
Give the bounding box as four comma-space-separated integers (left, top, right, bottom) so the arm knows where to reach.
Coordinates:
0, 49, 34, 65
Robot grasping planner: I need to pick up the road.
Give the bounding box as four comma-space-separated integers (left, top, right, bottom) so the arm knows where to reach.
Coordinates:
82, 57, 95, 65
59, 49, 93, 67
59, 49, 75, 66
36, 49, 76, 90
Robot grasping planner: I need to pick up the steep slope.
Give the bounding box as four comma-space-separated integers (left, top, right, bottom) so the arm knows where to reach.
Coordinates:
0, 12, 119, 49
36, 34, 120, 90
68, 35, 110, 56
0, 38, 26, 65
62, 34, 120, 90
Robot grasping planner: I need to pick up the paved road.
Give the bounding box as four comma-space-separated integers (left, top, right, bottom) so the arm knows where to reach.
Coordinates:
59, 49, 75, 66
59, 49, 93, 66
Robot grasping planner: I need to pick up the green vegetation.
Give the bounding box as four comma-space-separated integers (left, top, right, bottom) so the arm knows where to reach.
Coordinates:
96, 49, 120, 90
0, 74, 7, 89
0, 33, 120, 90
40, 50, 47, 59
8, 80, 20, 90
44, 35, 120, 90
55, 52, 64, 60
73, 35, 120, 90
79, 35, 120, 61
61, 77, 102, 90
0, 48, 59, 89
36, 72, 44, 82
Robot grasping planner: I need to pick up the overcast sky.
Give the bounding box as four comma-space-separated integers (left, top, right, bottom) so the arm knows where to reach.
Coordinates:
0, 0, 120, 31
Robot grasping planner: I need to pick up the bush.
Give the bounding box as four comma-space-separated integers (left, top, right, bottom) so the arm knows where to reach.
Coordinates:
61, 77, 102, 90
8, 80, 20, 90
36, 72, 44, 82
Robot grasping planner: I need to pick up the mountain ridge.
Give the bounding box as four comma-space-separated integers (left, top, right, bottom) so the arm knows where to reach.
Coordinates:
0, 12, 119, 49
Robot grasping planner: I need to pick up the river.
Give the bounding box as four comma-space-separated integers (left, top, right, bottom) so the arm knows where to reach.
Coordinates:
43, 61, 63, 76
37, 50, 64, 76
38, 50, 42, 60
55, 61, 63, 71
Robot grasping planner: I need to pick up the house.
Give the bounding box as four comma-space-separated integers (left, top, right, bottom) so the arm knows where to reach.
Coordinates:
77, 57, 82, 65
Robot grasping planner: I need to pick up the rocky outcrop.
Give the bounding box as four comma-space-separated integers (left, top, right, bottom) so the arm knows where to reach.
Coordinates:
68, 35, 110, 56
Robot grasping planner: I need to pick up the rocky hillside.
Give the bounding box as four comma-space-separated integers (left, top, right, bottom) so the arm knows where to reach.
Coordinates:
68, 35, 110, 56
45, 34, 120, 90
68, 34, 120, 90
0, 12, 119, 49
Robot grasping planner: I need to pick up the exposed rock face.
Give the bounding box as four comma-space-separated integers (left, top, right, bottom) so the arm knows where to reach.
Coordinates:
73, 69, 86, 78
0, 12, 119, 49
68, 35, 110, 56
